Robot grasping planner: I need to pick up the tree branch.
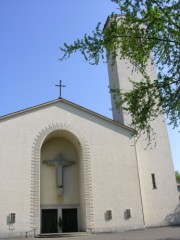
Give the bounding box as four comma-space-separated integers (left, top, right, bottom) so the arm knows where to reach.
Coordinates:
110, 34, 180, 45
152, 0, 180, 30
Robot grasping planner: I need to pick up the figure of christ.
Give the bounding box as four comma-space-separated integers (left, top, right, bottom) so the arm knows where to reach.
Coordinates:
43, 153, 75, 195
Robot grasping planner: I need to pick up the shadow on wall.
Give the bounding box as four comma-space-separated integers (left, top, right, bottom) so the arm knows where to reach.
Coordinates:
164, 205, 180, 225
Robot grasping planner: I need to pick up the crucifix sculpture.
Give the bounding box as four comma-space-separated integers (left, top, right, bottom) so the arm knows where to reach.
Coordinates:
43, 153, 75, 195
55, 80, 66, 99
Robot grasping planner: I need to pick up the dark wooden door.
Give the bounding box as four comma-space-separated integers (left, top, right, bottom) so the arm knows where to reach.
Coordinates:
62, 208, 78, 232
41, 209, 58, 233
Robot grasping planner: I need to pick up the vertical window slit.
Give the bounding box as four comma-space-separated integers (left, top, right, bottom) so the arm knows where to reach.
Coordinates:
151, 173, 157, 189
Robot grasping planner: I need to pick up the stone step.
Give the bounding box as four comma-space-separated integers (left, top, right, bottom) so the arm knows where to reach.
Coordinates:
36, 232, 90, 238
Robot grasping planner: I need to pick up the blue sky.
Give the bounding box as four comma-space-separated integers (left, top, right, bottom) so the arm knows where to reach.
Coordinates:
0, 0, 179, 171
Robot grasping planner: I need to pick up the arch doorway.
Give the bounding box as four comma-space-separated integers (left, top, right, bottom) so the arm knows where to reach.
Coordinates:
40, 130, 80, 233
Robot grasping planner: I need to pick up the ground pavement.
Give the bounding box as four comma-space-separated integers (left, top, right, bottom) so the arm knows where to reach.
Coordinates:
6, 226, 180, 240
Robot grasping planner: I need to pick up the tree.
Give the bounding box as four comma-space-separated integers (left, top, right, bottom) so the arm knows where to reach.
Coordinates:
60, 0, 180, 144
175, 171, 180, 181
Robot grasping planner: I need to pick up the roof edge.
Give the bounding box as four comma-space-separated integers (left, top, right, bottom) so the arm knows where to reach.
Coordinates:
0, 98, 134, 133
0, 99, 60, 120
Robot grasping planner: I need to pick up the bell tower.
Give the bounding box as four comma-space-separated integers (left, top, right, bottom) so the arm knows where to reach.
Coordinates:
105, 15, 179, 227
107, 53, 157, 126
105, 15, 157, 126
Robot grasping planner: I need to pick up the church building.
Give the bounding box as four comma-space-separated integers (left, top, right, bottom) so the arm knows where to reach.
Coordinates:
0, 17, 179, 238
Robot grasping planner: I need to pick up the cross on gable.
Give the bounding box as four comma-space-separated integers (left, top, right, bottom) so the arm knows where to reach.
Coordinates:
55, 80, 66, 99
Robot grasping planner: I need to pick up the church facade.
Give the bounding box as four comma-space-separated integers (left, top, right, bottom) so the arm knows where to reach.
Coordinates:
0, 99, 146, 237
0, 97, 179, 238
0, 17, 180, 238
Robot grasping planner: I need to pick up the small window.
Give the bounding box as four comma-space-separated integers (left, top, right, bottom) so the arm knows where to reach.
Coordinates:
9, 213, 16, 224
151, 173, 157, 189
106, 210, 112, 220
177, 185, 180, 192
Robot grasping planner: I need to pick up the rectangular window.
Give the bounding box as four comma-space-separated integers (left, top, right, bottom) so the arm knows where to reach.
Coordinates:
9, 213, 16, 224
177, 185, 180, 192
151, 173, 157, 189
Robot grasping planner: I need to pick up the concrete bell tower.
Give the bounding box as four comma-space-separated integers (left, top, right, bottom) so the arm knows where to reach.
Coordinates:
105, 15, 157, 127
107, 56, 157, 126
105, 15, 180, 227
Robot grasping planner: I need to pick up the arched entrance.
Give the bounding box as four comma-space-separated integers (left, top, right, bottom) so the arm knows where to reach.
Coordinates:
40, 131, 80, 233
30, 123, 94, 234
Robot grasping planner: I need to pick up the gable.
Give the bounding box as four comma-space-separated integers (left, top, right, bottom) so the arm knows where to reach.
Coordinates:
0, 98, 134, 134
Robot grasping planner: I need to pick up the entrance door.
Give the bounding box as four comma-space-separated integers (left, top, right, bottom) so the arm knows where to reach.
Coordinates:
41, 209, 58, 233
62, 208, 78, 232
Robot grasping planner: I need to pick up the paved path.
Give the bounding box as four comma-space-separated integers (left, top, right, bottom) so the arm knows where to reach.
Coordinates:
6, 227, 180, 240
87, 227, 180, 240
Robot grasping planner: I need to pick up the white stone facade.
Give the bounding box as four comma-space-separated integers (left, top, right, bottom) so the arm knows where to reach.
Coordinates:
0, 100, 145, 238
0, 97, 179, 238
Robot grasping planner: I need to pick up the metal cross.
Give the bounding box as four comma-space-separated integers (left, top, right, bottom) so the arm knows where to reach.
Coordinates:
55, 80, 66, 98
